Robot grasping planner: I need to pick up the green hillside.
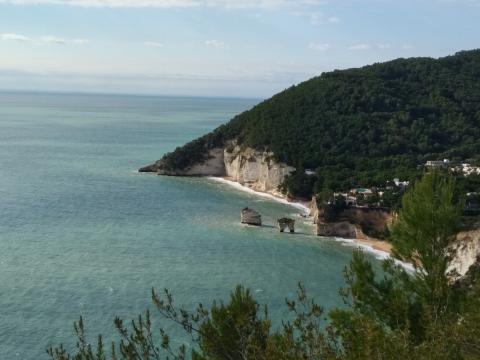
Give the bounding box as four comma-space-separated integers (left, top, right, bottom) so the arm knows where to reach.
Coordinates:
153, 50, 480, 196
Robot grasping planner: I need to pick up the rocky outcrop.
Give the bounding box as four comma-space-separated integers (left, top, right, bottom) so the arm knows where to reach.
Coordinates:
139, 163, 160, 172
309, 197, 320, 223
310, 197, 393, 240
278, 218, 295, 233
224, 144, 295, 196
241, 208, 262, 226
448, 228, 480, 279
140, 141, 295, 197
311, 193, 480, 279
140, 148, 226, 176
317, 221, 359, 238
342, 208, 394, 238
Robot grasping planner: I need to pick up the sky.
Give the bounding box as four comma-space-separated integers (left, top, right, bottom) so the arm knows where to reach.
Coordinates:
0, 0, 479, 98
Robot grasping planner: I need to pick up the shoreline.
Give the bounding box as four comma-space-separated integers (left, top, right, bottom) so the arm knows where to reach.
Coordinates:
207, 176, 415, 272
208, 176, 311, 214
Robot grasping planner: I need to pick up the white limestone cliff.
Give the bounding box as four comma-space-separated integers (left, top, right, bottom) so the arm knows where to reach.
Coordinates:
223, 144, 295, 197
449, 229, 480, 279
156, 148, 226, 176
141, 141, 295, 197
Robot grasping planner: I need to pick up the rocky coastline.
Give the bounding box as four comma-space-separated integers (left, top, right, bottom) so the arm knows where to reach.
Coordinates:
140, 142, 295, 196
140, 143, 480, 275
139, 142, 396, 256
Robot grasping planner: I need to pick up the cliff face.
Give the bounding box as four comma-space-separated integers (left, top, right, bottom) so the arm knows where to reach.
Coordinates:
139, 148, 226, 176
310, 198, 393, 240
140, 143, 295, 196
318, 208, 393, 240
449, 229, 480, 279
317, 221, 360, 239
224, 145, 295, 196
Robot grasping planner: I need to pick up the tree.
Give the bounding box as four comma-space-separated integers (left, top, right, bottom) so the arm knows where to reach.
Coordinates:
381, 188, 403, 209
192, 286, 270, 360
390, 171, 463, 320
326, 172, 478, 359
280, 167, 316, 199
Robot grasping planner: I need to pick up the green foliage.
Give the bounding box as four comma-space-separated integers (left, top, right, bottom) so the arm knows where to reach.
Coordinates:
319, 195, 348, 223
334, 252, 424, 342
390, 172, 463, 320
380, 188, 403, 209
391, 172, 462, 264
329, 172, 478, 358
47, 316, 109, 360
280, 168, 316, 199
192, 286, 270, 360
158, 50, 480, 197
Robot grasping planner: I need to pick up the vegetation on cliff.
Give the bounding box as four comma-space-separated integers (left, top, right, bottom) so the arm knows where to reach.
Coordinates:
49, 173, 480, 359
155, 50, 480, 197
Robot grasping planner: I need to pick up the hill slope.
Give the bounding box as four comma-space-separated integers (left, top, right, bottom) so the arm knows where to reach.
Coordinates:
141, 50, 480, 196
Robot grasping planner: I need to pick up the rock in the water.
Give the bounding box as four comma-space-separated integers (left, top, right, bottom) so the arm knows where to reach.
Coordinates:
241, 207, 262, 226
277, 218, 295, 233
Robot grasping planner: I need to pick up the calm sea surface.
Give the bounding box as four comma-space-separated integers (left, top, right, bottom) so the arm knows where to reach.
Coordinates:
0, 92, 377, 359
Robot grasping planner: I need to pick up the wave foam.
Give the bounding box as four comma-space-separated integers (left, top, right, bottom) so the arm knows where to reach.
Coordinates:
334, 237, 415, 273
208, 177, 310, 214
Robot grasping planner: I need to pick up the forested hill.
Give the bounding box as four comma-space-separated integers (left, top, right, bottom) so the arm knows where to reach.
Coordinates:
149, 49, 480, 194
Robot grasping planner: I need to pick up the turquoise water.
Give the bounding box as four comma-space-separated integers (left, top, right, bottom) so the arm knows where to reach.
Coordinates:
0, 92, 367, 359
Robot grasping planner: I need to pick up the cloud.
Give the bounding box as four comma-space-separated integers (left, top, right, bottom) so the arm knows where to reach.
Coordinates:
377, 43, 391, 49
1, 33, 88, 45
72, 38, 88, 44
347, 43, 416, 51
308, 42, 331, 51
0, 33, 33, 42
0, 62, 326, 98
293, 11, 339, 25
144, 41, 164, 47
348, 43, 372, 51
40, 35, 67, 44
205, 39, 226, 48
2, 0, 478, 10
401, 43, 415, 50
0, 0, 328, 9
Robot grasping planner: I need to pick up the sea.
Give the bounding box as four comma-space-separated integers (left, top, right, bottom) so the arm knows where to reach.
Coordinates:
0, 91, 382, 359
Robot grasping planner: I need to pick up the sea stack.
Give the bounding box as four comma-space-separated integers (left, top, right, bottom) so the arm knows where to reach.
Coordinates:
241, 208, 262, 226
277, 218, 295, 233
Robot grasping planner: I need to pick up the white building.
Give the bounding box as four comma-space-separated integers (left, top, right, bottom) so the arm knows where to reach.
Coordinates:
393, 178, 410, 188
460, 163, 480, 176
425, 159, 450, 168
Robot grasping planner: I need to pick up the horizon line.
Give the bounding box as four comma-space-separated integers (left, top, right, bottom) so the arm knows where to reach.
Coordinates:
0, 88, 265, 101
